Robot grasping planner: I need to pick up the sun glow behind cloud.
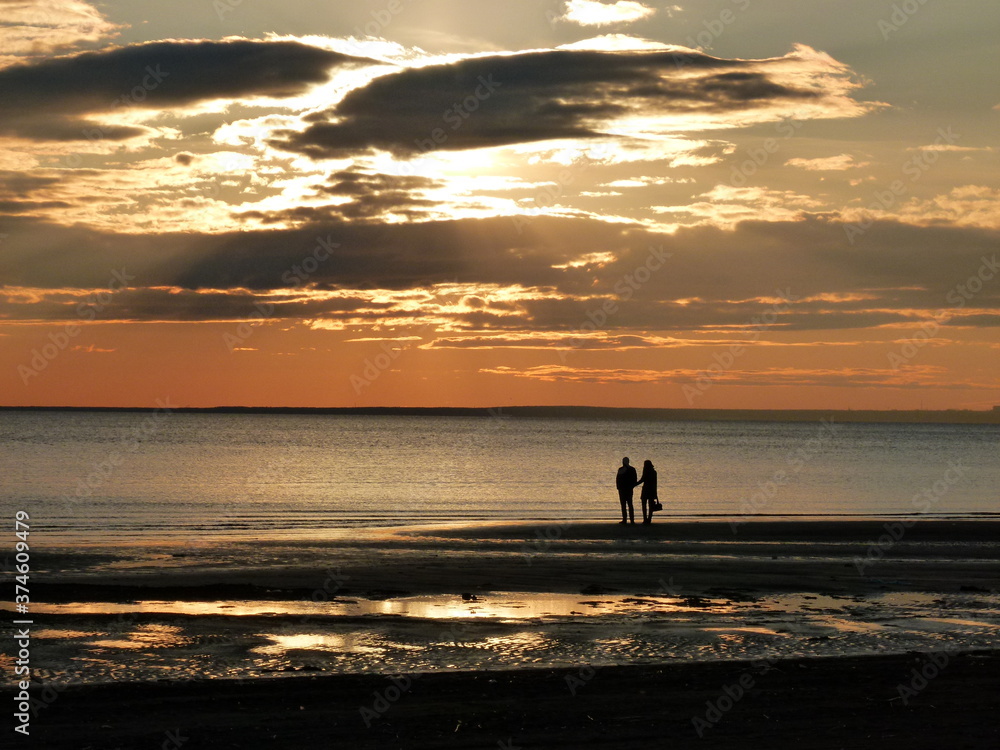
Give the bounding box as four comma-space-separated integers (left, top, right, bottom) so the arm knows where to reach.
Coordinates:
1, 1, 998, 410
558, 0, 657, 27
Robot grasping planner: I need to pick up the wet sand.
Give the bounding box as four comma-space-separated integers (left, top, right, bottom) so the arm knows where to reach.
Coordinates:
7, 520, 1000, 748
29, 519, 1000, 598
14, 651, 1000, 749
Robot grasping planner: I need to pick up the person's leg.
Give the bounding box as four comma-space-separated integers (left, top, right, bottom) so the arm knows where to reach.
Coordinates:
618, 493, 628, 523
641, 498, 650, 523
626, 495, 635, 524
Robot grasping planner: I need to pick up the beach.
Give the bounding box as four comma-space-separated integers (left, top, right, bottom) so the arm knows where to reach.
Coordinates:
5, 520, 1000, 747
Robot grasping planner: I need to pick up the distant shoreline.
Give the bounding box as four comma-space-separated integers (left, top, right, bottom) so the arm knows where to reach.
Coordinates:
2, 404, 999, 424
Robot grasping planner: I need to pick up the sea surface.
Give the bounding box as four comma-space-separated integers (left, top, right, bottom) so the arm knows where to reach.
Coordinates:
0, 411, 997, 542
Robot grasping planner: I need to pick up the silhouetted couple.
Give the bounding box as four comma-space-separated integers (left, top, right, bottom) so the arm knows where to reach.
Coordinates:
616, 457, 658, 525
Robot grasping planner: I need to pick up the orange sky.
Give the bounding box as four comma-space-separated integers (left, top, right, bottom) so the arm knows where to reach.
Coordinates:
1, 1, 998, 409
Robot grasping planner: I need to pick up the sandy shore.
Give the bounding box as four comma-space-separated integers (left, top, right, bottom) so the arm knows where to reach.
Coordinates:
7, 520, 1000, 748
30, 519, 1000, 598
11, 651, 1000, 749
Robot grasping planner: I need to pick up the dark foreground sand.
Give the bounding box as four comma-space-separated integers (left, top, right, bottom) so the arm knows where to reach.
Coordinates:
12, 651, 1000, 749
9, 520, 1000, 748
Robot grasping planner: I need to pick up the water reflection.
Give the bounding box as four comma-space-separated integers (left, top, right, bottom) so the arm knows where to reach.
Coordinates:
6, 590, 1000, 687
87, 624, 189, 650
10, 592, 734, 620
255, 633, 385, 655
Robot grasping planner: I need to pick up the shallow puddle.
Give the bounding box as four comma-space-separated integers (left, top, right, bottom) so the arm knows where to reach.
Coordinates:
5, 590, 999, 686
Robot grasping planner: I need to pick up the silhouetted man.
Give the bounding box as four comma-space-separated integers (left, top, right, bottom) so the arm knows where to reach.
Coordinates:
616, 457, 638, 525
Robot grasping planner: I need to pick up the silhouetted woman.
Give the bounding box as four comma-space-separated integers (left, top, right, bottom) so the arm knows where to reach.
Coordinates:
638, 460, 658, 525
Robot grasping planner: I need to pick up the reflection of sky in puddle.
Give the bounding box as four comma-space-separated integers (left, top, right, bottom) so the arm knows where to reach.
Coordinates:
703, 626, 787, 637
102, 554, 181, 570
13, 593, 725, 620
87, 624, 189, 651
8, 590, 1000, 687
255, 633, 385, 655
34, 629, 103, 639
821, 619, 888, 634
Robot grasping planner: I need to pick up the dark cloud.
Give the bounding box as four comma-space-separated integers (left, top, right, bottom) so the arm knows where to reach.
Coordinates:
0, 285, 395, 324
269, 47, 853, 158
1, 213, 996, 333
0, 171, 63, 195
0, 39, 371, 141
238, 169, 442, 223
0, 199, 72, 214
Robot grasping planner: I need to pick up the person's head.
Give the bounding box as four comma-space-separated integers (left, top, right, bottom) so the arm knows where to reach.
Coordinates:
643, 460, 653, 470
622, 457, 630, 466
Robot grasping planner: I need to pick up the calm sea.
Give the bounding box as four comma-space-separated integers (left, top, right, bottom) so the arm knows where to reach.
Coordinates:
1, 412, 997, 542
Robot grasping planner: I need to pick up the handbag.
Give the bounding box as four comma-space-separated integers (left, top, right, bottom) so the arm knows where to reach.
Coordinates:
651, 500, 663, 512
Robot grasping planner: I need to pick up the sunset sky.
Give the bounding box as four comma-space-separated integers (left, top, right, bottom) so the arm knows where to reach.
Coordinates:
1, 0, 997, 409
